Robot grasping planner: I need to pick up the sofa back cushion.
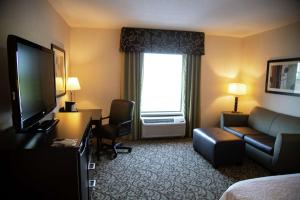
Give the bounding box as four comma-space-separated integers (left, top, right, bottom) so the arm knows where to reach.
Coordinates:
248, 107, 278, 135
269, 114, 300, 137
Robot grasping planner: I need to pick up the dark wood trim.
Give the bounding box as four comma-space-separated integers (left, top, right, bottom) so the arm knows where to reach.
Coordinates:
51, 43, 67, 98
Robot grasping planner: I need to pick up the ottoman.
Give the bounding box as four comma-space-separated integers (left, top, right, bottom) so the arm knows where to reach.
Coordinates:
193, 128, 245, 167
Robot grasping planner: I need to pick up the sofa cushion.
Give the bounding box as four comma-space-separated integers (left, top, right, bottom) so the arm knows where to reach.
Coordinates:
244, 134, 275, 155
269, 114, 300, 137
248, 107, 278, 135
224, 127, 262, 139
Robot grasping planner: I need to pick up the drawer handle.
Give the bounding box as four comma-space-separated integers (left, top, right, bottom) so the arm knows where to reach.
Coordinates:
89, 180, 96, 188
79, 142, 87, 156
88, 163, 95, 170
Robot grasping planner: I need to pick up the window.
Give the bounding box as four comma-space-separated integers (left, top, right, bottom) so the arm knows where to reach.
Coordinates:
297, 63, 300, 79
141, 53, 184, 113
296, 63, 300, 91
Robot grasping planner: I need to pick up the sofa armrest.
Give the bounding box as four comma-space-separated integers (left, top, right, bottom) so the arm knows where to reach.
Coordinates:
273, 133, 300, 172
220, 112, 249, 129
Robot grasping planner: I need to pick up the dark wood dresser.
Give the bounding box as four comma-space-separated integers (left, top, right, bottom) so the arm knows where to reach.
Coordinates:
0, 112, 95, 200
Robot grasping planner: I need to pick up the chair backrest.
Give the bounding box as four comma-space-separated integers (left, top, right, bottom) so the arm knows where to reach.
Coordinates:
109, 99, 135, 125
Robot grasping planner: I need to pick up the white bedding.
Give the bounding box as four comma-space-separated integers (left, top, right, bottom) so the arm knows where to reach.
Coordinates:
219, 173, 300, 200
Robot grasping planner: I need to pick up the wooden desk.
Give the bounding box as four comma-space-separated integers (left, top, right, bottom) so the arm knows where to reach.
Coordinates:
77, 109, 102, 129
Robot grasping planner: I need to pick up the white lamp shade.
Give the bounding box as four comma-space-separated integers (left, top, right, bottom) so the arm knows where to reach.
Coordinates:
67, 77, 81, 91
228, 83, 247, 95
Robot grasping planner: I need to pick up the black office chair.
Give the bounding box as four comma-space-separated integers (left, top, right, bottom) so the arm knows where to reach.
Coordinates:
93, 99, 135, 160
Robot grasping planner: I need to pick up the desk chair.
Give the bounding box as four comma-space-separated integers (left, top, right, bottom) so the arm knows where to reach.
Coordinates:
93, 99, 135, 160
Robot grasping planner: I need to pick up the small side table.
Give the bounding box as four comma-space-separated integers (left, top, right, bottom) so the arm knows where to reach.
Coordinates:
222, 111, 243, 115
221, 111, 249, 128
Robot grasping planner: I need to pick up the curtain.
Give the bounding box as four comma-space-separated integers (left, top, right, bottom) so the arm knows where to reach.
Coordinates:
124, 52, 144, 140
184, 54, 201, 137
120, 27, 205, 55
121, 28, 204, 139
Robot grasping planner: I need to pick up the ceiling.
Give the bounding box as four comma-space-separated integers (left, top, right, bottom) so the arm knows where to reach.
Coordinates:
48, 0, 300, 37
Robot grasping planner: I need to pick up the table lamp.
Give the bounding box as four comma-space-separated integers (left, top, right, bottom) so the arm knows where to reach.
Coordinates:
65, 77, 81, 112
228, 83, 247, 113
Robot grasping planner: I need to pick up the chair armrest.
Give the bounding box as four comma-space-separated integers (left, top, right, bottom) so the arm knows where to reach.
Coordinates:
101, 116, 110, 120
99, 116, 110, 126
118, 120, 132, 129
273, 133, 300, 172
220, 112, 249, 129
118, 120, 131, 125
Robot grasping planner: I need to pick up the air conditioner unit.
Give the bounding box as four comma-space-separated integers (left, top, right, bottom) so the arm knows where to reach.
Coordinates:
141, 115, 186, 138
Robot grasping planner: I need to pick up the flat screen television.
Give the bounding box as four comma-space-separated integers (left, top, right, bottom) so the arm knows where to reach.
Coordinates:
7, 35, 57, 132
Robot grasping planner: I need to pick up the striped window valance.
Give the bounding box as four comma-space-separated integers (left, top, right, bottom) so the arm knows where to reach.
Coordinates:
120, 27, 205, 55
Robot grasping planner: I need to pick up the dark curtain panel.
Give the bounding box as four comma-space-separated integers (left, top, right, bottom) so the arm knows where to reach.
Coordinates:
184, 54, 201, 137
124, 52, 144, 140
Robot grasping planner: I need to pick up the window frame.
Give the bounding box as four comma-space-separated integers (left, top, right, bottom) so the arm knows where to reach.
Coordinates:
141, 53, 185, 115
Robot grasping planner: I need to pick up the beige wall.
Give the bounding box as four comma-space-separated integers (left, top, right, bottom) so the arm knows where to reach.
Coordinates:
70, 28, 122, 117
201, 35, 243, 127
0, 0, 70, 130
201, 21, 300, 127
241, 21, 300, 116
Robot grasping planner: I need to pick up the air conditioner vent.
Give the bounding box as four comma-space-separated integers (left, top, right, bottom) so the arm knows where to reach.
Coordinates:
144, 118, 174, 123
141, 116, 186, 138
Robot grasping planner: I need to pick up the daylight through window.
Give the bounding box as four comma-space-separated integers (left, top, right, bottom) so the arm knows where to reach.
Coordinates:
141, 53, 184, 113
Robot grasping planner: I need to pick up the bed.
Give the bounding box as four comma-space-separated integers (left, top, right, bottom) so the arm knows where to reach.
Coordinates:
219, 173, 300, 200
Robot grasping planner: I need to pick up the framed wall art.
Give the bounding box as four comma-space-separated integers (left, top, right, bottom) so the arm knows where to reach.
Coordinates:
51, 44, 66, 97
265, 58, 300, 97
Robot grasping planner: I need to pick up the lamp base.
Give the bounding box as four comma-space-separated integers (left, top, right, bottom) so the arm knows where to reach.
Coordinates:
65, 101, 77, 112
233, 96, 239, 112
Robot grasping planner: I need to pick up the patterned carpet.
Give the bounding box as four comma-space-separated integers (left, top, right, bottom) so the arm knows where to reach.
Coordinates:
90, 138, 271, 200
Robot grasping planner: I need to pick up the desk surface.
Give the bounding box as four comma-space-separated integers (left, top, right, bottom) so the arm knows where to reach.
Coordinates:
0, 112, 94, 150
77, 109, 102, 121
53, 112, 92, 146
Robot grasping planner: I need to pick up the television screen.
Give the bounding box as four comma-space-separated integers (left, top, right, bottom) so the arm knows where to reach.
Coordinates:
7, 35, 56, 131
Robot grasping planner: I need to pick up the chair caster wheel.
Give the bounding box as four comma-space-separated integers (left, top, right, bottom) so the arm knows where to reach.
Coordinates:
111, 153, 117, 160
128, 149, 132, 153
